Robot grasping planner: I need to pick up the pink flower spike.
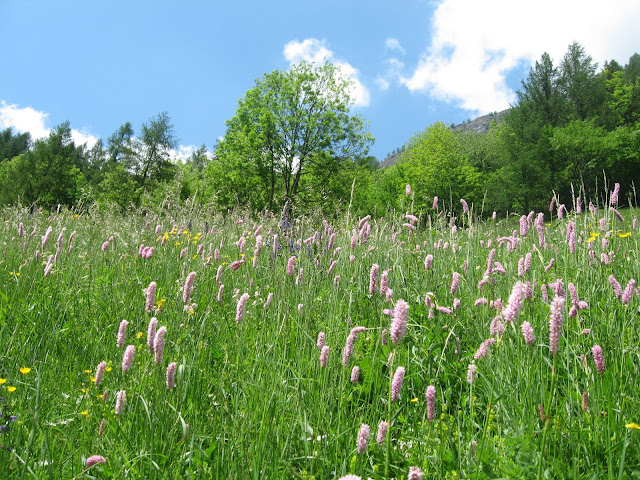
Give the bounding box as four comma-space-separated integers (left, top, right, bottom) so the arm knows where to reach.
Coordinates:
376, 420, 389, 446
408, 466, 423, 480
391, 367, 405, 402
121, 345, 135, 371
592, 345, 605, 374
86, 455, 107, 467
320, 345, 329, 367
426, 385, 436, 422
166, 362, 177, 389
357, 424, 370, 454
182, 272, 196, 303
116, 320, 129, 348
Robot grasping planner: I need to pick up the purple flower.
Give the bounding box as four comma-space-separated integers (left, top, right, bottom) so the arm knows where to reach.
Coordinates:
236, 293, 250, 324
147, 317, 158, 353
369, 263, 379, 295
183, 272, 196, 303
86, 455, 107, 467
317, 331, 325, 349
350, 366, 360, 384
548, 296, 565, 355
466, 363, 476, 384
521, 321, 535, 346
121, 345, 135, 371
611, 182, 620, 206
145, 281, 156, 313
390, 299, 409, 345
424, 254, 433, 270
115, 390, 126, 415
287, 256, 296, 276
450, 272, 460, 295
376, 420, 388, 445
426, 385, 436, 422
320, 346, 329, 367
166, 362, 177, 389
391, 367, 405, 402
95, 361, 106, 386
117, 320, 129, 348
357, 424, 370, 454
154, 326, 167, 364
592, 345, 605, 374
408, 466, 423, 480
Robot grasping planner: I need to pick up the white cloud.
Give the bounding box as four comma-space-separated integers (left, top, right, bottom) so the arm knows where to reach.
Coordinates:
0, 100, 99, 148
401, 0, 640, 114
168, 144, 213, 162
375, 77, 390, 91
283, 38, 371, 107
385, 38, 406, 55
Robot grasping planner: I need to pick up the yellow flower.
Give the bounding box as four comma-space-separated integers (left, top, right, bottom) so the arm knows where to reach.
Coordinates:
156, 299, 166, 311
7, 386, 16, 392
105, 366, 112, 372
90, 376, 96, 383
589, 232, 600, 237
626, 422, 640, 430
84, 369, 92, 374
586, 237, 596, 243
136, 332, 143, 339
618, 232, 631, 238
80, 410, 89, 417
192, 254, 198, 259
0, 378, 6, 384
411, 397, 419, 403
74, 214, 79, 219
81, 388, 89, 394
19, 367, 31, 375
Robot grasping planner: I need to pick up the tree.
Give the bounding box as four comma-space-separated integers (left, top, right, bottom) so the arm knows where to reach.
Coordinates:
0, 128, 30, 162
214, 61, 374, 216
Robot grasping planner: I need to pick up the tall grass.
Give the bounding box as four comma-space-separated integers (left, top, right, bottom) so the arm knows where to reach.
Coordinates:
0, 194, 638, 479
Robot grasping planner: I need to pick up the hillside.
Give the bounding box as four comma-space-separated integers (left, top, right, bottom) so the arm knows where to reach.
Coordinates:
381, 108, 510, 167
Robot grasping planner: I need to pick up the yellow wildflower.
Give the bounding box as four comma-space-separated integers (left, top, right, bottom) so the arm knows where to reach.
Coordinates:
626, 422, 640, 430
80, 410, 89, 417
6, 386, 16, 392
411, 398, 419, 403
19, 367, 31, 375
105, 366, 112, 372
0, 378, 6, 384
136, 332, 143, 339
618, 232, 631, 238
84, 369, 92, 374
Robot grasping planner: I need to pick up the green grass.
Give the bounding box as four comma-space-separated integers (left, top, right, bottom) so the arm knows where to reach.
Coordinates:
0, 201, 639, 479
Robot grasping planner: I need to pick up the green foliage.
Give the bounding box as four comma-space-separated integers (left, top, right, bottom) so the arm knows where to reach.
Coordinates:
212, 61, 374, 216
400, 122, 483, 214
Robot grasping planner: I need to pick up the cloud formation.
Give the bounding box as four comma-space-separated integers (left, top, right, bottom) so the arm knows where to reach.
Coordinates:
0, 100, 99, 147
385, 38, 406, 55
283, 38, 370, 108
401, 0, 640, 114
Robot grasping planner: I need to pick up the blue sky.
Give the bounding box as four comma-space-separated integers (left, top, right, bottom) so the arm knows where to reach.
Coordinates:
2, 0, 639, 161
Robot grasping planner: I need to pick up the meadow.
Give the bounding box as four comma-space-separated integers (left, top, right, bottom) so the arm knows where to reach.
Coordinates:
0, 186, 639, 479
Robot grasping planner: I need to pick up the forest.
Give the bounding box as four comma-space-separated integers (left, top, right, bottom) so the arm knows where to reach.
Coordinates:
1, 42, 639, 218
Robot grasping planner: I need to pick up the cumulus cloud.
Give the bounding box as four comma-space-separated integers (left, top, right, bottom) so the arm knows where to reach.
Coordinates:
0, 100, 99, 147
283, 38, 370, 107
401, 0, 640, 114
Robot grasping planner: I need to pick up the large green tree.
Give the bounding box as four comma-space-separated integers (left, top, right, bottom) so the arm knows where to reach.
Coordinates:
213, 61, 374, 215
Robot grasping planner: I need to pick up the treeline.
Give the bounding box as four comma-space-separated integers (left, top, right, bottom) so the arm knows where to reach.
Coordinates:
1, 42, 638, 217
382, 42, 640, 216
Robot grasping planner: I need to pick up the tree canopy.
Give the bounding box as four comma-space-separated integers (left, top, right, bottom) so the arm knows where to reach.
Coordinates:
210, 61, 374, 215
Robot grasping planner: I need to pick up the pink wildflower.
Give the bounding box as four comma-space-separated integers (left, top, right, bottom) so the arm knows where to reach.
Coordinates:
408, 466, 423, 480
433, 196, 438, 209
320, 345, 330, 367
115, 390, 126, 415
592, 345, 605, 374
145, 281, 156, 313
154, 326, 167, 364
86, 455, 107, 467
424, 254, 433, 270
450, 271, 460, 295
317, 331, 325, 349
357, 424, 370, 454
390, 299, 409, 345
287, 256, 296, 275
95, 361, 106, 386
611, 182, 620, 205
609, 275, 622, 299
350, 366, 360, 384
369, 264, 379, 295
147, 317, 158, 352
121, 345, 135, 371
549, 296, 565, 355
426, 385, 436, 422
621, 279, 636, 304
166, 362, 177, 389
182, 272, 196, 303
236, 293, 249, 324
391, 367, 405, 402
376, 421, 388, 445
521, 321, 535, 346
466, 363, 476, 384
117, 320, 129, 348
